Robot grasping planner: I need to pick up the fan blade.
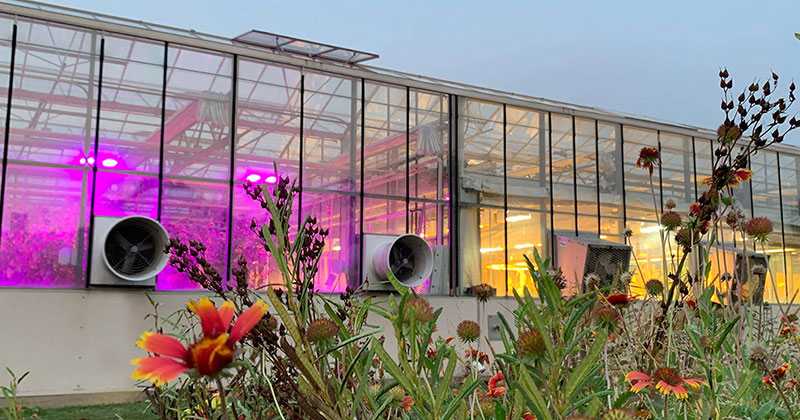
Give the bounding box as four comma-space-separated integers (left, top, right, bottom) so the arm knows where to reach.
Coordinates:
137, 242, 154, 251
121, 254, 135, 273
114, 231, 132, 248
134, 232, 153, 248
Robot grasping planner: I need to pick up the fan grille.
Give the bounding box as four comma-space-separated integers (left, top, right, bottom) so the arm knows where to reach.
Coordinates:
389, 242, 416, 282
104, 219, 158, 276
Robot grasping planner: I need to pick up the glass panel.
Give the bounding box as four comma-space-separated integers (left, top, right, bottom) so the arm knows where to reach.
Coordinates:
0, 15, 13, 161
7, 19, 100, 165
232, 58, 302, 290
506, 106, 549, 213
301, 190, 357, 293
97, 35, 163, 174
622, 126, 660, 285
551, 114, 575, 234
363, 81, 406, 198
575, 118, 598, 236
751, 150, 784, 302
303, 71, 360, 192
158, 45, 233, 290
460, 205, 505, 293
598, 122, 624, 242
459, 99, 503, 206
162, 45, 232, 180
781, 153, 800, 300
0, 165, 90, 287
234, 58, 301, 182
694, 138, 713, 199
506, 209, 547, 296
409, 90, 449, 201
1, 18, 100, 288
93, 173, 158, 218
660, 132, 694, 213
363, 196, 406, 235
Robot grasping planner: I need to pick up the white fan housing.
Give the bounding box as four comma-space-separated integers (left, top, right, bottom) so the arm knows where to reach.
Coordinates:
89, 216, 170, 287
361, 233, 434, 292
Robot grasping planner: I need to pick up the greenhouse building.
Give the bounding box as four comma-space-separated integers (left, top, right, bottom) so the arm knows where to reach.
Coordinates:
0, 0, 798, 400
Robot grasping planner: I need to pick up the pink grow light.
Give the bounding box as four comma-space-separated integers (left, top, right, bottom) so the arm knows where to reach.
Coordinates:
264, 175, 278, 184
101, 158, 118, 168
245, 174, 261, 183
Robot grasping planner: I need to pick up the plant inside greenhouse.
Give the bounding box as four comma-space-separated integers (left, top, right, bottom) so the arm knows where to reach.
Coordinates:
112, 71, 800, 419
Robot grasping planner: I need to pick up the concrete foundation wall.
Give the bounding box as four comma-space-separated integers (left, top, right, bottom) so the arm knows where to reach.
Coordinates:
0, 288, 517, 399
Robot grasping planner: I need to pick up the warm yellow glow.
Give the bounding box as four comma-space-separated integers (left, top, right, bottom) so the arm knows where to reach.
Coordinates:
514, 243, 535, 249
480, 246, 503, 253
479, 224, 485, 229
332, 245, 341, 251
764, 248, 794, 254
506, 214, 532, 223
599, 235, 608, 239
639, 225, 663, 234
487, 264, 528, 272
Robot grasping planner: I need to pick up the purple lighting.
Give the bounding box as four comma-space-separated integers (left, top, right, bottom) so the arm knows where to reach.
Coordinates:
264, 175, 278, 185
79, 157, 86, 165
245, 173, 261, 183
87, 157, 95, 165
101, 158, 118, 168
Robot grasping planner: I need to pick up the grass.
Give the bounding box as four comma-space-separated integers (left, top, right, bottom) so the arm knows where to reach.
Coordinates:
21, 401, 157, 420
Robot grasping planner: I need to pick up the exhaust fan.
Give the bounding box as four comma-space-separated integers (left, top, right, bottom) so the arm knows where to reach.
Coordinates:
553, 233, 632, 296
89, 216, 170, 287
361, 233, 434, 292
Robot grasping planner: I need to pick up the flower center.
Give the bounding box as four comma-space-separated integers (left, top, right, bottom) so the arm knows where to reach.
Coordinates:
654, 367, 681, 386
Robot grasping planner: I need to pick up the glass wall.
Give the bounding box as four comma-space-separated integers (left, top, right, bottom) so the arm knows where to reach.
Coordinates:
0, 11, 798, 302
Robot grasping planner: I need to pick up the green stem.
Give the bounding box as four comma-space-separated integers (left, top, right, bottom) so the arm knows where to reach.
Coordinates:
215, 377, 230, 420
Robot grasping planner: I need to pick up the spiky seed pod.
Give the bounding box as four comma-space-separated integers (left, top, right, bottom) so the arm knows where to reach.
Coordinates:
477, 393, 495, 416
602, 408, 636, 420
593, 306, 621, 330
456, 320, 480, 343
264, 314, 278, 330
388, 386, 405, 402
749, 346, 771, 367
645, 279, 664, 296
675, 227, 699, 248
472, 283, 494, 303
699, 335, 714, 351
305, 318, 339, 343
403, 297, 435, 324
584, 273, 602, 291
745, 217, 773, 243
660, 211, 682, 231
516, 329, 545, 358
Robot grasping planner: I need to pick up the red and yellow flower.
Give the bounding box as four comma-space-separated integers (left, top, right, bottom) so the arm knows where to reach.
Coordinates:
132, 298, 267, 385
522, 413, 536, 420
636, 147, 661, 175
625, 367, 706, 399
602, 293, 637, 308
488, 371, 505, 397
401, 395, 414, 411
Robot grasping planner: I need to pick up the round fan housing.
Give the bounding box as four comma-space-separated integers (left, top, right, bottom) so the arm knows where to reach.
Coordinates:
102, 216, 170, 282
372, 234, 433, 288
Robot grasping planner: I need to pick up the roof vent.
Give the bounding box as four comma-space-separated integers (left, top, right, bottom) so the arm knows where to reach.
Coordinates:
233, 30, 379, 65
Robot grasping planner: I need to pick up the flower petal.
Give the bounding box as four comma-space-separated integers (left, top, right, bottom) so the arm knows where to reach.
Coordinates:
672, 385, 688, 399
136, 332, 188, 360
188, 298, 226, 337
131, 356, 189, 385
682, 378, 706, 389
229, 300, 267, 344
625, 371, 651, 382
218, 301, 235, 330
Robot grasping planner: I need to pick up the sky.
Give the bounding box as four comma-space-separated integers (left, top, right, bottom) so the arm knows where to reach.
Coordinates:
46, 0, 800, 144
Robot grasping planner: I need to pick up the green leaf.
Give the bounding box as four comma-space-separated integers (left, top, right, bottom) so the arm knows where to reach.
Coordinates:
326, 328, 383, 356
715, 315, 740, 351
435, 347, 458, 411
514, 367, 553, 420
338, 342, 371, 395
369, 397, 393, 420
371, 338, 414, 392
795, 33, 800, 40
441, 376, 482, 420
563, 329, 607, 399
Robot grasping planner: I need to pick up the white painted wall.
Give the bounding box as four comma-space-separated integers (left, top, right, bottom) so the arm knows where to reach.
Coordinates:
0, 288, 517, 397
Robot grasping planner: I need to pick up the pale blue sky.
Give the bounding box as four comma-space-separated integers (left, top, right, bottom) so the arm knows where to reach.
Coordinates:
48, 0, 800, 143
